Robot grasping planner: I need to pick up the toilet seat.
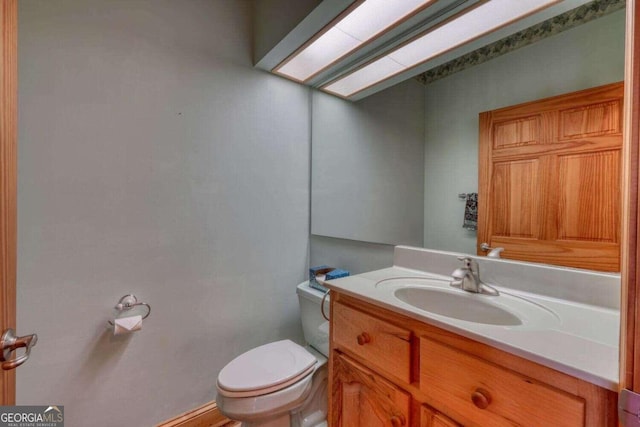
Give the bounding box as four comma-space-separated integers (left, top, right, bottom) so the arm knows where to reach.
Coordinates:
217, 340, 317, 398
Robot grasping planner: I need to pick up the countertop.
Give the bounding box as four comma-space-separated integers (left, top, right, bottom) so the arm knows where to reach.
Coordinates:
323, 266, 619, 391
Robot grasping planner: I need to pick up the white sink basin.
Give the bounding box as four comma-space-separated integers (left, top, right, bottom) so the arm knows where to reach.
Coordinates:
394, 287, 518, 325
393, 285, 559, 328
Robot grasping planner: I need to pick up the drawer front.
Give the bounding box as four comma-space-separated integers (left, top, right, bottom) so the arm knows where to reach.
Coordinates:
333, 302, 411, 382
419, 338, 585, 427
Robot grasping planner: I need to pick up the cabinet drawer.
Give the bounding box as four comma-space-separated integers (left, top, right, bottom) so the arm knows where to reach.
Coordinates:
333, 302, 411, 382
419, 338, 585, 427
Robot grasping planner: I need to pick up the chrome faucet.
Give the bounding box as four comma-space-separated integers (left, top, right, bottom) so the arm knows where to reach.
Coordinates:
480, 242, 504, 258
450, 257, 499, 296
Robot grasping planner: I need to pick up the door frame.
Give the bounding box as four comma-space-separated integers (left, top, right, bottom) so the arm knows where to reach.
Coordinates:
622, 0, 640, 396
0, 0, 17, 405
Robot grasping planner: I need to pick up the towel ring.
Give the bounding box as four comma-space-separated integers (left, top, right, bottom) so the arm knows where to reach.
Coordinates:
107, 294, 151, 326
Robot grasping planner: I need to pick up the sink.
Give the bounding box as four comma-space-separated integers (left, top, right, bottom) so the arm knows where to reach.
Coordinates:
393, 286, 559, 327
394, 287, 520, 325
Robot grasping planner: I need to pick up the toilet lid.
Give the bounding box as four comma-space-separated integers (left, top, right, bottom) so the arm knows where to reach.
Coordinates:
217, 340, 316, 396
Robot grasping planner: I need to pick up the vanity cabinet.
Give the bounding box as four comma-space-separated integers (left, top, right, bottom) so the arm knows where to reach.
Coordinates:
420, 337, 584, 426
332, 353, 410, 426
420, 406, 460, 427
332, 301, 411, 382
328, 292, 617, 427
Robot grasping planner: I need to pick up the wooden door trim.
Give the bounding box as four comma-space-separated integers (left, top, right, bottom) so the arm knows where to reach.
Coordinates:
155, 401, 234, 427
621, 0, 640, 394
0, 0, 17, 405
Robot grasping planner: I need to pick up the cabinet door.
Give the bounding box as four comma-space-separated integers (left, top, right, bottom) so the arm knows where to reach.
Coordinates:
421, 405, 461, 427
331, 352, 410, 427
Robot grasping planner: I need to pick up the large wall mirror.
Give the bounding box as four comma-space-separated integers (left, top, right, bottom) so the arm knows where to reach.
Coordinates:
310, 1, 625, 270
311, 79, 426, 247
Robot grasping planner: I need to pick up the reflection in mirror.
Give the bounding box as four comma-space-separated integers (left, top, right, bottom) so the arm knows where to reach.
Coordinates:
424, 6, 624, 256
311, 79, 425, 247
310, 2, 625, 271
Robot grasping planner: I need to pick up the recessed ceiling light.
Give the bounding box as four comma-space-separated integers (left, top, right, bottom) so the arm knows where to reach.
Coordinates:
274, 0, 435, 83
323, 0, 560, 98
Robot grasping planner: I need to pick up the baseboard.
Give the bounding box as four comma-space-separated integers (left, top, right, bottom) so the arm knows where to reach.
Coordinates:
156, 401, 237, 427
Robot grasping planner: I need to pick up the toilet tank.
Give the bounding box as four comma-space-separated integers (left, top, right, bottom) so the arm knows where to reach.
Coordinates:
296, 281, 329, 357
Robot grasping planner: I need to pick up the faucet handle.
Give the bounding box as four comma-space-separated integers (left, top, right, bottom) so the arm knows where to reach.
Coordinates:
457, 257, 481, 276
456, 256, 474, 268
450, 266, 466, 289
451, 267, 467, 279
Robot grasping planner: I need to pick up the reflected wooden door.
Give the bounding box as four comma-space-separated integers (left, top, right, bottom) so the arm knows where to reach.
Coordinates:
0, 0, 17, 405
478, 82, 623, 272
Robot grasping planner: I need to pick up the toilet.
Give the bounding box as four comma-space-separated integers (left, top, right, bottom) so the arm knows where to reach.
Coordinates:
216, 281, 330, 427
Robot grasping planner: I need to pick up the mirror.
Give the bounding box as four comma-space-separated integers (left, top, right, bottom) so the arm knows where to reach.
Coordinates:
311, 5, 625, 260
311, 79, 425, 247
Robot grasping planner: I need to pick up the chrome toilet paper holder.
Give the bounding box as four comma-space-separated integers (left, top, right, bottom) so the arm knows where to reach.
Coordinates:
107, 294, 151, 326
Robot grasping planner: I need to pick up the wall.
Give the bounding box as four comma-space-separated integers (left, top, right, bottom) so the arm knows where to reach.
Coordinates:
423, 9, 626, 254
17, 1, 310, 426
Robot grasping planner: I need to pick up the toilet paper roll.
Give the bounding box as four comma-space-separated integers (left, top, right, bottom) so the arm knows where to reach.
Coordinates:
113, 315, 142, 336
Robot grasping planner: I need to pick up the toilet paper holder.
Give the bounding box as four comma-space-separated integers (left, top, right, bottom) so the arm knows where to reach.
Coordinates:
107, 294, 151, 326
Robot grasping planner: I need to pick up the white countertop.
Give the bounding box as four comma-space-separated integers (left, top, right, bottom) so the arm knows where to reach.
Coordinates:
324, 265, 619, 391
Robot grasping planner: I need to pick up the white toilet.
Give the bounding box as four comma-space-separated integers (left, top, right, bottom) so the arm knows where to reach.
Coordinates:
216, 281, 330, 427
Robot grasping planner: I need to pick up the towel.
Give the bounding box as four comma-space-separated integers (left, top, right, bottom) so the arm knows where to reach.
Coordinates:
463, 193, 478, 231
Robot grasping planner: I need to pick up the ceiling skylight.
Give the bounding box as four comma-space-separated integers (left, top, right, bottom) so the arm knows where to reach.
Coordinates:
274, 0, 435, 83
323, 0, 560, 98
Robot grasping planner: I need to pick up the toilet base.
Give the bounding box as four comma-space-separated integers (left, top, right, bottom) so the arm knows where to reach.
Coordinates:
240, 417, 326, 427
240, 413, 290, 427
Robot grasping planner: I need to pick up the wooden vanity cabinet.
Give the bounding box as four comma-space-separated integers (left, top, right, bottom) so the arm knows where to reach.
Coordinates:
328, 292, 618, 427
332, 353, 411, 426
420, 406, 460, 427
420, 337, 584, 426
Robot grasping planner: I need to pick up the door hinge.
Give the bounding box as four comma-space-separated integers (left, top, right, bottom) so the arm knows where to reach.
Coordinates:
620, 389, 640, 426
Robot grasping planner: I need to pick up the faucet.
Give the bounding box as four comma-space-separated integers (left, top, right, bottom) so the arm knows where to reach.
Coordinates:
487, 247, 504, 258
480, 242, 504, 258
450, 257, 499, 296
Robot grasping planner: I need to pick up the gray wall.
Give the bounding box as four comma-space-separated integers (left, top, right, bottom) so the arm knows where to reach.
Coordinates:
17, 1, 310, 426
311, 79, 425, 246
423, 9, 626, 254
